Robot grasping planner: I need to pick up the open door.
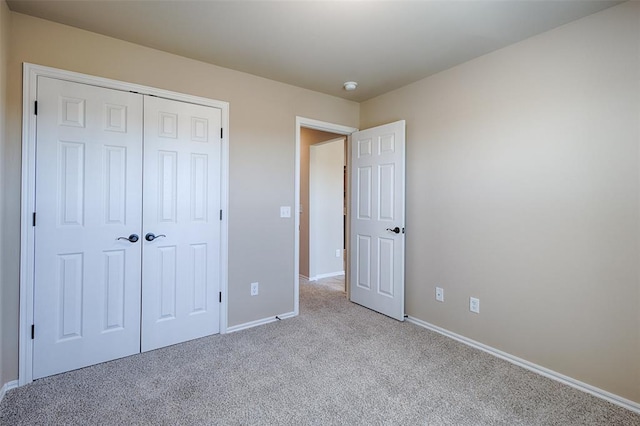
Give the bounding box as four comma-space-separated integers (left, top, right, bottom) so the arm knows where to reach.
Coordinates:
349, 120, 405, 321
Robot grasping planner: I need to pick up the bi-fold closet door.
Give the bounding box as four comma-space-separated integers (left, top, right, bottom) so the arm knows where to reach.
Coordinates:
33, 76, 221, 379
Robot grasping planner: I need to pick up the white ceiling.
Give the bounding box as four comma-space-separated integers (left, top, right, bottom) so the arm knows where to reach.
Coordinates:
7, 0, 622, 102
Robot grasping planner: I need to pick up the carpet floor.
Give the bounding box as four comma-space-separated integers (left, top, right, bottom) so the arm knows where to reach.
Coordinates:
1, 277, 639, 425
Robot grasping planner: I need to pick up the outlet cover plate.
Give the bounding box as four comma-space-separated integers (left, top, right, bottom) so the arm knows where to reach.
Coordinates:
251, 282, 259, 296
470, 297, 480, 313
435, 287, 444, 302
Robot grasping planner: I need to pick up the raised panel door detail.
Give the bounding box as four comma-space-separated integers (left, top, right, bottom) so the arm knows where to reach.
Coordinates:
378, 164, 395, 221
142, 94, 221, 352
57, 253, 84, 341
379, 134, 395, 154
349, 120, 405, 321
191, 154, 208, 222
59, 96, 85, 128
356, 235, 371, 290
357, 166, 372, 220
378, 238, 394, 297
34, 76, 143, 380
158, 151, 178, 223
104, 104, 127, 133
358, 138, 372, 158
103, 250, 126, 331
58, 141, 85, 227
191, 244, 207, 314
104, 146, 126, 225
191, 117, 209, 142
158, 246, 177, 321
158, 112, 178, 139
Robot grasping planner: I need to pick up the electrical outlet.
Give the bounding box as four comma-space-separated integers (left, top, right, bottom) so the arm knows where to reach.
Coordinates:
335, 249, 341, 258
435, 287, 444, 302
470, 297, 480, 313
251, 282, 259, 296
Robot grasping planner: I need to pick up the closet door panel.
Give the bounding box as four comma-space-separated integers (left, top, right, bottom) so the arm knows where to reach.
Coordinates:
33, 77, 143, 379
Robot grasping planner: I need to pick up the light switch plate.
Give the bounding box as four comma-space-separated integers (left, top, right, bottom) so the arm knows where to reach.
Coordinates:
280, 206, 291, 218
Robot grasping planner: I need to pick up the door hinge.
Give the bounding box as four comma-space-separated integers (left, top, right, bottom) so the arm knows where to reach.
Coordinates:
220, 128, 223, 139
219, 292, 222, 303
31, 324, 34, 339
220, 210, 222, 221
34, 101, 38, 115
32, 212, 36, 226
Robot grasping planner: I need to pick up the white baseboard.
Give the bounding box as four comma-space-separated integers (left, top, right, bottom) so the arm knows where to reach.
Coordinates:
309, 271, 345, 281
406, 316, 640, 415
0, 380, 18, 404
226, 311, 297, 333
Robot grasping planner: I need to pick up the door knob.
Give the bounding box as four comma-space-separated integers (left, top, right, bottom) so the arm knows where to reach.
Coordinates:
386, 227, 401, 234
117, 234, 139, 243
145, 233, 166, 242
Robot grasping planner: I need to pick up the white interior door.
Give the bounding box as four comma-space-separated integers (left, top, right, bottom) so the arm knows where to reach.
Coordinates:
141, 96, 222, 351
33, 77, 143, 379
350, 120, 406, 321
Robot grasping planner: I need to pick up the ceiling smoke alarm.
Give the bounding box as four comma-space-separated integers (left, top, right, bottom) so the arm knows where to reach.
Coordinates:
343, 81, 358, 91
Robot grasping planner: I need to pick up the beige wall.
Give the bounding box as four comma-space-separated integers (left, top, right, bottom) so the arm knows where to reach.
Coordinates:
1, 0, 638, 407
299, 128, 344, 277
0, 0, 9, 388
361, 1, 640, 402
0, 12, 359, 383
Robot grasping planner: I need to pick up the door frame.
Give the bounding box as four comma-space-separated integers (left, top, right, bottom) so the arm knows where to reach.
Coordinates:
294, 117, 357, 315
19, 63, 230, 385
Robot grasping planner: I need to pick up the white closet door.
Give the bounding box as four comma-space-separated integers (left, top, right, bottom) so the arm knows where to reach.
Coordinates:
142, 96, 222, 351
33, 77, 143, 379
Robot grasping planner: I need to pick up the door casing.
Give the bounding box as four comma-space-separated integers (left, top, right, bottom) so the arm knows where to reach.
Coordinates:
294, 117, 358, 314
19, 63, 230, 385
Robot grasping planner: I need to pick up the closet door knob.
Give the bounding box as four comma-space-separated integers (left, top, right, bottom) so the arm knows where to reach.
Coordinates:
145, 233, 166, 242
117, 234, 139, 243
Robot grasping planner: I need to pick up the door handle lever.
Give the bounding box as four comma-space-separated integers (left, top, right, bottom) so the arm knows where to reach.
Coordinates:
386, 227, 401, 234
145, 233, 166, 242
117, 234, 139, 243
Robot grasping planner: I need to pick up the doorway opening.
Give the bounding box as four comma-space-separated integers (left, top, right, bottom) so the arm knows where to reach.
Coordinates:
300, 131, 345, 282
294, 118, 358, 316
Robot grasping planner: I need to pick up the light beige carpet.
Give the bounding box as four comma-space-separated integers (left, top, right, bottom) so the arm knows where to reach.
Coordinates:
1, 277, 638, 425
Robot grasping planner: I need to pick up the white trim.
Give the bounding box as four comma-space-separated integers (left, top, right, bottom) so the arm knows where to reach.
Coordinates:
295, 117, 357, 320
0, 380, 18, 404
225, 311, 297, 334
297, 117, 358, 135
406, 316, 640, 415
219, 93, 230, 336
309, 271, 345, 281
19, 63, 231, 385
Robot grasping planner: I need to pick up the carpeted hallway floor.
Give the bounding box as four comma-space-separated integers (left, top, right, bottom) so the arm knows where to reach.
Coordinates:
1, 277, 639, 425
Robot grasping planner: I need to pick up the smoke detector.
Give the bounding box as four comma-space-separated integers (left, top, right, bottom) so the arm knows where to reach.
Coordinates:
343, 81, 358, 91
